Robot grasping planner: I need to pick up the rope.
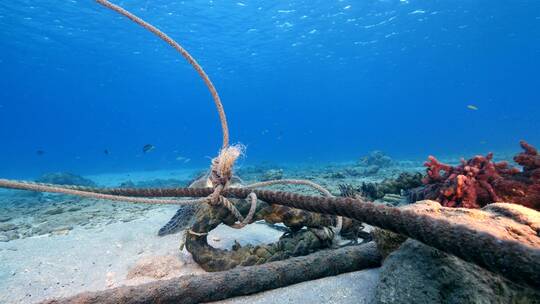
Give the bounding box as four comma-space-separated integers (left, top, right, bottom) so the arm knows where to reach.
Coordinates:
246, 179, 332, 196
231, 192, 258, 229
95, 0, 229, 149
0, 180, 538, 287
246, 179, 343, 234
0, 179, 200, 205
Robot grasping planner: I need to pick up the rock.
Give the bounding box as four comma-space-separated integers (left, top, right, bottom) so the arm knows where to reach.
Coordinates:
126, 255, 184, 280
3, 231, 19, 241
0, 215, 12, 222
0, 223, 16, 232
371, 228, 407, 259
36, 172, 97, 187
261, 169, 283, 181
50, 225, 73, 236
43, 207, 65, 215
0, 230, 19, 242
358, 151, 393, 168
375, 239, 540, 304
66, 206, 82, 212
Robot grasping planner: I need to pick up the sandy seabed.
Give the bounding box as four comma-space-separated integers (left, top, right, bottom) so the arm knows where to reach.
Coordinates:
0, 168, 383, 304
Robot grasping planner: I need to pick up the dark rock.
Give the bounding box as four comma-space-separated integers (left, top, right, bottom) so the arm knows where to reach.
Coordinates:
0, 223, 16, 232
375, 239, 540, 304
43, 207, 65, 215
371, 228, 407, 259
361, 172, 424, 200
0, 215, 12, 222
359, 151, 393, 168
261, 169, 283, 181
36, 172, 97, 187
2, 231, 19, 241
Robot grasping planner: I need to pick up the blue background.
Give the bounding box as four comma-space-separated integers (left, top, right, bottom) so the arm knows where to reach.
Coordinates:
1, 0, 539, 178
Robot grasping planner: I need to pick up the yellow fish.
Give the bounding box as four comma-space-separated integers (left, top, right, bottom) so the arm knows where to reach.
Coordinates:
467, 105, 479, 111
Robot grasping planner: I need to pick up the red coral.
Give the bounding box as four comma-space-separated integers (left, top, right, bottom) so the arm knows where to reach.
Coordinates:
418, 141, 540, 210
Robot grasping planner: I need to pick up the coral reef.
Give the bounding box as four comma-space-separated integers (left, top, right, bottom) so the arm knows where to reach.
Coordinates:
338, 172, 423, 202
413, 141, 540, 209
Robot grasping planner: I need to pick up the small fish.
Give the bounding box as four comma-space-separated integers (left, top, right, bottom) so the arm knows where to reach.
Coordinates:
467, 105, 479, 111
104, 149, 110, 155
36, 150, 45, 156
175, 156, 191, 163
143, 144, 155, 153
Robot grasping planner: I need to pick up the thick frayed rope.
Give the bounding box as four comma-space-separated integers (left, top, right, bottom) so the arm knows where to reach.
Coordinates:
0, 179, 199, 205
209, 145, 244, 188
246, 179, 343, 233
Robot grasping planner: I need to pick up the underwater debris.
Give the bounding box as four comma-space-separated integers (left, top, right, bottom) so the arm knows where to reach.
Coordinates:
42, 243, 381, 304
183, 177, 365, 271
0, 2, 537, 301
411, 140, 540, 209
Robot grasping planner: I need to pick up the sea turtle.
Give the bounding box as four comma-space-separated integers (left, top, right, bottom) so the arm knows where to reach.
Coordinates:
157, 172, 244, 236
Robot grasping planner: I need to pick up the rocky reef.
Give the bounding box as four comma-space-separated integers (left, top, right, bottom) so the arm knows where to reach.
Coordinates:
410, 141, 540, 209
372, 200, 540, 304
339, 172, 423, 202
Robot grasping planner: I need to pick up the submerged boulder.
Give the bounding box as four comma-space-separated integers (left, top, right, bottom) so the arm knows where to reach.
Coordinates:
375, 239, 540, 304
358, 150, 393, 168
373, 201, 540, 304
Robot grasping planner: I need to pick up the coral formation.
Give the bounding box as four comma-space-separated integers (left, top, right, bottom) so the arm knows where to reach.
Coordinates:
413, 141, 540, 209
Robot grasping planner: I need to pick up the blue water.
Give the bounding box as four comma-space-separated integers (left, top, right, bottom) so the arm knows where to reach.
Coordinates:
1, 0, 539, 178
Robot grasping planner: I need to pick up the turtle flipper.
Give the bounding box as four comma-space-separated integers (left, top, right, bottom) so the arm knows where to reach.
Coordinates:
158, 203, 200, 236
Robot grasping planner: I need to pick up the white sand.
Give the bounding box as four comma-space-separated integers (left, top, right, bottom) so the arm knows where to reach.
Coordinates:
212, 269, 380, 304
0, 203, 294, 303
0, 169, 381, 303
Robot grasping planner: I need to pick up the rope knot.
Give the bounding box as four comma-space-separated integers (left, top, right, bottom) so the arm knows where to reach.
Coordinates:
209, 144, 244, 188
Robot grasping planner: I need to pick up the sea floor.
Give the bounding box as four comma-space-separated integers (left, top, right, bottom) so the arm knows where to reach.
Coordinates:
0, 160, 422, 304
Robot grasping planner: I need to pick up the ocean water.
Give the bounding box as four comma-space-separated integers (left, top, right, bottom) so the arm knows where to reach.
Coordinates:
1, 0, 539, 178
